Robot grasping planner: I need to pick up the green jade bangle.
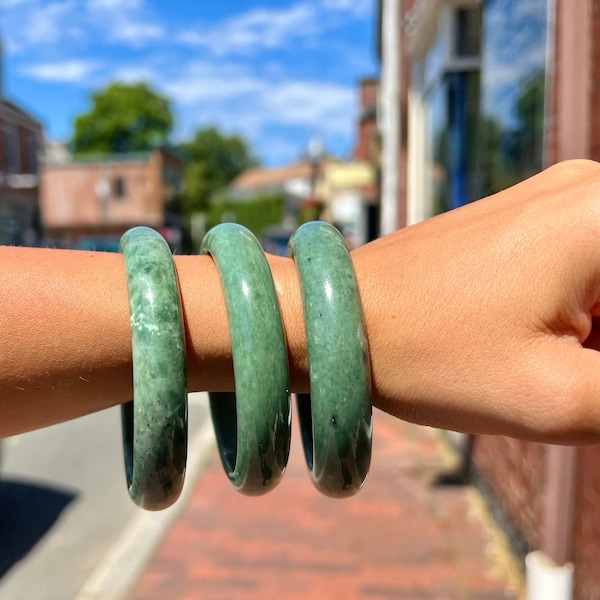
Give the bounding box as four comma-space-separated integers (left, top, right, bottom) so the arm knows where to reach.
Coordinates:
201, 223, 291, 495
289, 222, 372, 498
120, 227, 188, 511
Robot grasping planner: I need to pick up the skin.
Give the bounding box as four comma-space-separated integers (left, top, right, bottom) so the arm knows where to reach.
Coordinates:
2, 159, 600, 443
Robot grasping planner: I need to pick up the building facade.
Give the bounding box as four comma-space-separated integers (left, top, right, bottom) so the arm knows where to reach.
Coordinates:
377, 0, 600, 597
0, 40, 44, 246
41, 148, 185, 250
352, 77, 381, 241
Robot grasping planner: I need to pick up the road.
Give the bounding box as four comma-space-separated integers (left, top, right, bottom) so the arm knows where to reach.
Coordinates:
0, 393, 211, 600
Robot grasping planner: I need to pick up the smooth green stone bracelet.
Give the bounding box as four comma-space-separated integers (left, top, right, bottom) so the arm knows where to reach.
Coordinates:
289, 222, 372, 498
120, 227, 188, 511
201, 223, 291, 495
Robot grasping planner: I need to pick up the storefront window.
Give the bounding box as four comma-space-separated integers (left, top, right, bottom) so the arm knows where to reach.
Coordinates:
424, 82, 449, 215
479, 0, 548, 195
421, 4, 481, 216
27, 133, 38, 175
454, 7, 481, 57
423, 33, 445, 90
4, 124, 19, 174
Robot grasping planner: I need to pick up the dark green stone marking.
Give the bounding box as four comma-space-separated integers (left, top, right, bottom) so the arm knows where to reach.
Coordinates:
201, 223, 291, 495
120, 227, 187, 511
289, 221, 372, 498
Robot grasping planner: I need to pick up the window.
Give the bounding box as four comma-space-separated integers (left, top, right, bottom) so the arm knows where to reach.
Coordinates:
26, 133, 38, 174
419, 4, 482, 217
113, 176, 126, 200
479, 0, 549, 195
454, 7, 481, 58
4, 124, 19, 174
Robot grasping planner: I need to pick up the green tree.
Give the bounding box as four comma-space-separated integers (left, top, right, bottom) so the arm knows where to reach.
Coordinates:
178, 127, 258, 215
205, 193, 284, 238
71, 82, 173, 156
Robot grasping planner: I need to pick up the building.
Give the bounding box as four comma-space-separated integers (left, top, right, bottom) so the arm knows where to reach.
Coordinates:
352, 77, 381, 241
230, 158, 334, 204
41, 147, 185, 250
230, 155, 344, 220
0, 37, 44, 246
376, 0, 600, 597
231, 79, 380, 248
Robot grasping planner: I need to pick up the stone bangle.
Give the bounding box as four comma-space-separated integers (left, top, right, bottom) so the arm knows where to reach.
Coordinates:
288, 222, 372, 498
120, 227, 188, 511
201, 223, 291, 495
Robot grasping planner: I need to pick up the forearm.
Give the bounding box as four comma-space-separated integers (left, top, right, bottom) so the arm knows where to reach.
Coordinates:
0, 247, 314, 436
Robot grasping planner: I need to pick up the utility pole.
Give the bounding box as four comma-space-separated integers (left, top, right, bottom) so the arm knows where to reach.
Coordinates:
379, 0, 400, 236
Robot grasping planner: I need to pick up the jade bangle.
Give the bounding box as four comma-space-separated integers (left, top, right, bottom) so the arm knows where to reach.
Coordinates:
120, 227, 187, 511
201, 223, 291, 495
289, 222, 372, 498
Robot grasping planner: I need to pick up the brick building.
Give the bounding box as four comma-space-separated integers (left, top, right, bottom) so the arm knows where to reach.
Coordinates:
41, 148, 185, 250
353, 77, 379, 165
377, 0, 600, 597
352, 77, 380, 242
0, 38, 44, 246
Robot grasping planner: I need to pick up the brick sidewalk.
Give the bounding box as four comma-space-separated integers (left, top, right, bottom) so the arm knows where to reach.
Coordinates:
132, 409, 522, 600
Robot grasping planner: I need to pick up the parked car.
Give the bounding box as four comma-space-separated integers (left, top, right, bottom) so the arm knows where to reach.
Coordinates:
75, 237, 120, 253
260, 226, 294, 257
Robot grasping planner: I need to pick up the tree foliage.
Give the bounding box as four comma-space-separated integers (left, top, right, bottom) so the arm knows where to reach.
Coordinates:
71, 82, 173, 156
178, 127, 258, 215
205, 193, 284, 238
70, 84, 258, 221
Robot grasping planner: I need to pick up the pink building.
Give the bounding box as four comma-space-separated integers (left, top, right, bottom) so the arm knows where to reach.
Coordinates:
41, 148, 185, 250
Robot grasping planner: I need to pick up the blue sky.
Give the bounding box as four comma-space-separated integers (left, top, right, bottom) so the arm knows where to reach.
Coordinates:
0, 0, 378, 166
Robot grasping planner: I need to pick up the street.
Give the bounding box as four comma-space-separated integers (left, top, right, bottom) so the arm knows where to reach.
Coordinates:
0, 393, 212, 600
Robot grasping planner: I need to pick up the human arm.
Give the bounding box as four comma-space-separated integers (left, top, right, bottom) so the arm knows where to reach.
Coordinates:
2, 159, 600, 443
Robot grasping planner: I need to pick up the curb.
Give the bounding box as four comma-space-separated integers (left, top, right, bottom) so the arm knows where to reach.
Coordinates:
75, 395, 216, 600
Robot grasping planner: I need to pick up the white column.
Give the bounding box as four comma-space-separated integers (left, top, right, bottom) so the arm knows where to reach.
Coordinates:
379, 0, 400, 236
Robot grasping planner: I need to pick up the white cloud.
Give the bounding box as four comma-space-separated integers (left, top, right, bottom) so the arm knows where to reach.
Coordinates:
177, 3, 320, 55
9, 1, 76, 49
162, 61, 264, 104
151, 57, 355, 164
1, 0, 162, 51
85, 0, 164, 46
322, 0, 372, 18
112, 65, 160, 83
109, 21, 164, 45
159, 59, 354, 130
0, 0, 32, 7
22, 59, 101, 83
265, 81, 354, 133
86, 0, 141, 9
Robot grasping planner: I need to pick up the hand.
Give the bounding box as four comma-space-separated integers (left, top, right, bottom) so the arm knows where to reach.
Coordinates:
352, 159, 600, 444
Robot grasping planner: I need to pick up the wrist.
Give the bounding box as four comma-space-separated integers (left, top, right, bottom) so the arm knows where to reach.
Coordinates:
175, 253, 311, 394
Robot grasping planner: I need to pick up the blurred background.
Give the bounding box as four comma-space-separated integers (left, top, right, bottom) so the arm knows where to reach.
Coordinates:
0, 1, 598, 599
0, 0, 380, 254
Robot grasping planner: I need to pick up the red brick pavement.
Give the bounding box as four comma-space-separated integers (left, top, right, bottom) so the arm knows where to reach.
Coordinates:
132, 409, 521, 600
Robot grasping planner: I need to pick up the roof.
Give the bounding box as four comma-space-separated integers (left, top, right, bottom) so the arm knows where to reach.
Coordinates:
232, 157, 340, 192
45, 146, 184, 169
0, 97, 43, 129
